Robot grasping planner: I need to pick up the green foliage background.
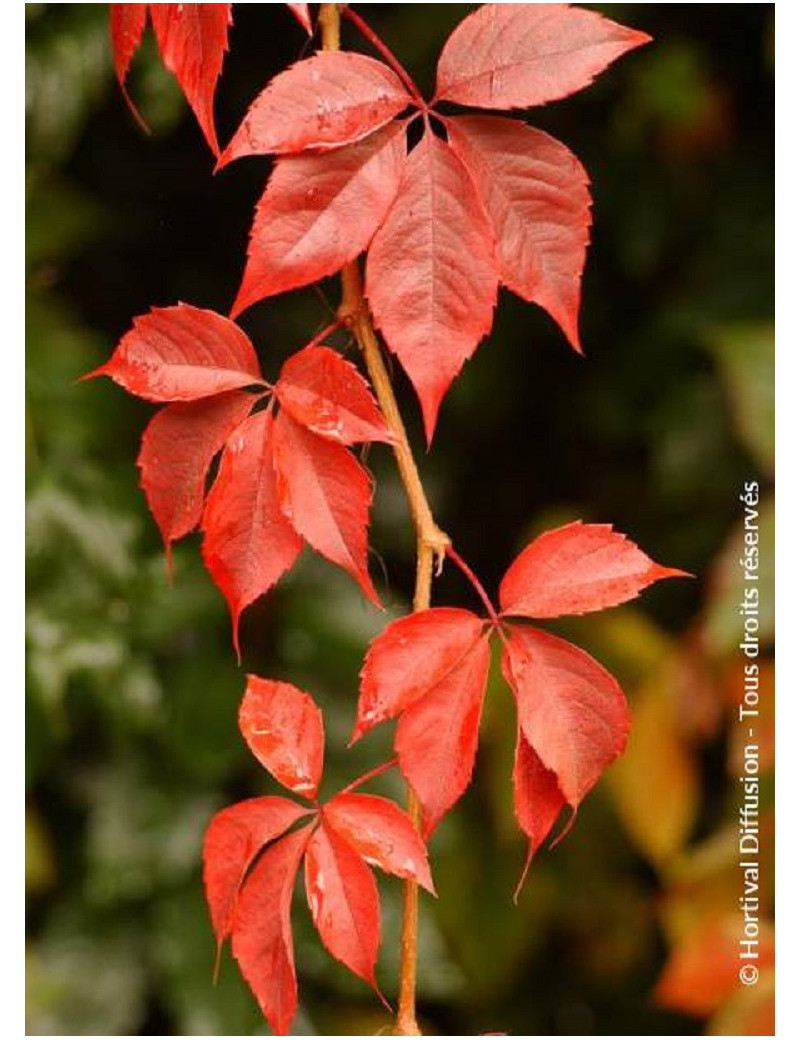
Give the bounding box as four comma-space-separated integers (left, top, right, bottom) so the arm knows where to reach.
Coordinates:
26, 4, 774, 1035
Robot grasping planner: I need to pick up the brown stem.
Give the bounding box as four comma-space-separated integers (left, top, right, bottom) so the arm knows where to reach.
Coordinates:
339, 264, 450, 571
319, 9, 447, 1032
340, 269, 438, 1040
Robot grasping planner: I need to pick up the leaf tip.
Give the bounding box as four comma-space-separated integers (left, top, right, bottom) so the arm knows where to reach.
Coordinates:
228, 289, 248, 322
512, 845, 535, 905
78, 362, 109, 384
548, 805, 577, 853
215, 139, 237, 173
212, 939, 223, 986
656, 565, 694, 582
231, 613, 243, 665
631, 29, 654, 49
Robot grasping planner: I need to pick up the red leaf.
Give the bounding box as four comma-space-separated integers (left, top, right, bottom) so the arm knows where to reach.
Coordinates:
304, 820, 381, 989
354, 607, 486, 741
231, 123, 406, 316
499, 521, 688, 619
512, 729, 566, 899
286, 2, 312, 34
220, 52, 410, 164
232, 823, 313, 1037
239, 676, 325, 799
88, 304, 263, 402
272, 411, 379, 606
201, 409, 302, 656
137, 390, 255, 559
436, 3, 650, 110
149, 3, 231, 156
448, 115, 590, 351
275, 345, 392, 445
324, 793, 435, 893
203, 796, 310, 947
110, 4, 147, 89
366, 128, 498, 441
502, 625, 630, 808
396, 635, 491, 837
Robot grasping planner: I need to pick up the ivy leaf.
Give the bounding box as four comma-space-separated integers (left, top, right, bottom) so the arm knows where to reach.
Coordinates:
272, 411, 380, 606
275, 345, 393, 446
435, 3, 650, 110
137, 390, 255, 560
149, 3, 232, 156
366, 127, 498, 442
396, 635, 491, 837
448, 115, 591, 351
202, 796, 311, 948
231, 824, 314, 1038
354, 607, 486, 741
502, 624, 630, 809
238, 676, 325, 799
231, 123, 406, 316
201, 409, 303, 656
286, 2, 312, 35
219, 52, 410, 164
324, 793, 435, 893
499, 521, 688, 619
87, 304, 263, 402
304, 820, 382, 991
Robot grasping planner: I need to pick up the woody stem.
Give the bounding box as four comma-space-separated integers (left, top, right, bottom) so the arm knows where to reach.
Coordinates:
319, 8, 447, 1033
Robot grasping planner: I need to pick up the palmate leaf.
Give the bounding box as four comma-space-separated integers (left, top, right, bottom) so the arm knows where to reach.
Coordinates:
90, 303, 391, 649
203, 679, 434, 1036
222, 4, 649, 439
355, 522, 685, 861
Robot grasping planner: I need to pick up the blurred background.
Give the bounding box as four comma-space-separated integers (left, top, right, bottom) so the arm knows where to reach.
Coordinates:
26, 3, 774, 1035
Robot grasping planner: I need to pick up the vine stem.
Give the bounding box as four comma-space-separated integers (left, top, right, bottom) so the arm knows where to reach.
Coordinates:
341, 6, 426, 108
319, 7, 447, 1033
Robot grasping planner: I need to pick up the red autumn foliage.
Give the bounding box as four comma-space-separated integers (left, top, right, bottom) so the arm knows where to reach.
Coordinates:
220, 3, 648, 438
98, 5, 672, 1035
87, 304, 390, 649
203, 676, 433, 1035
355, 524, 684, 861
